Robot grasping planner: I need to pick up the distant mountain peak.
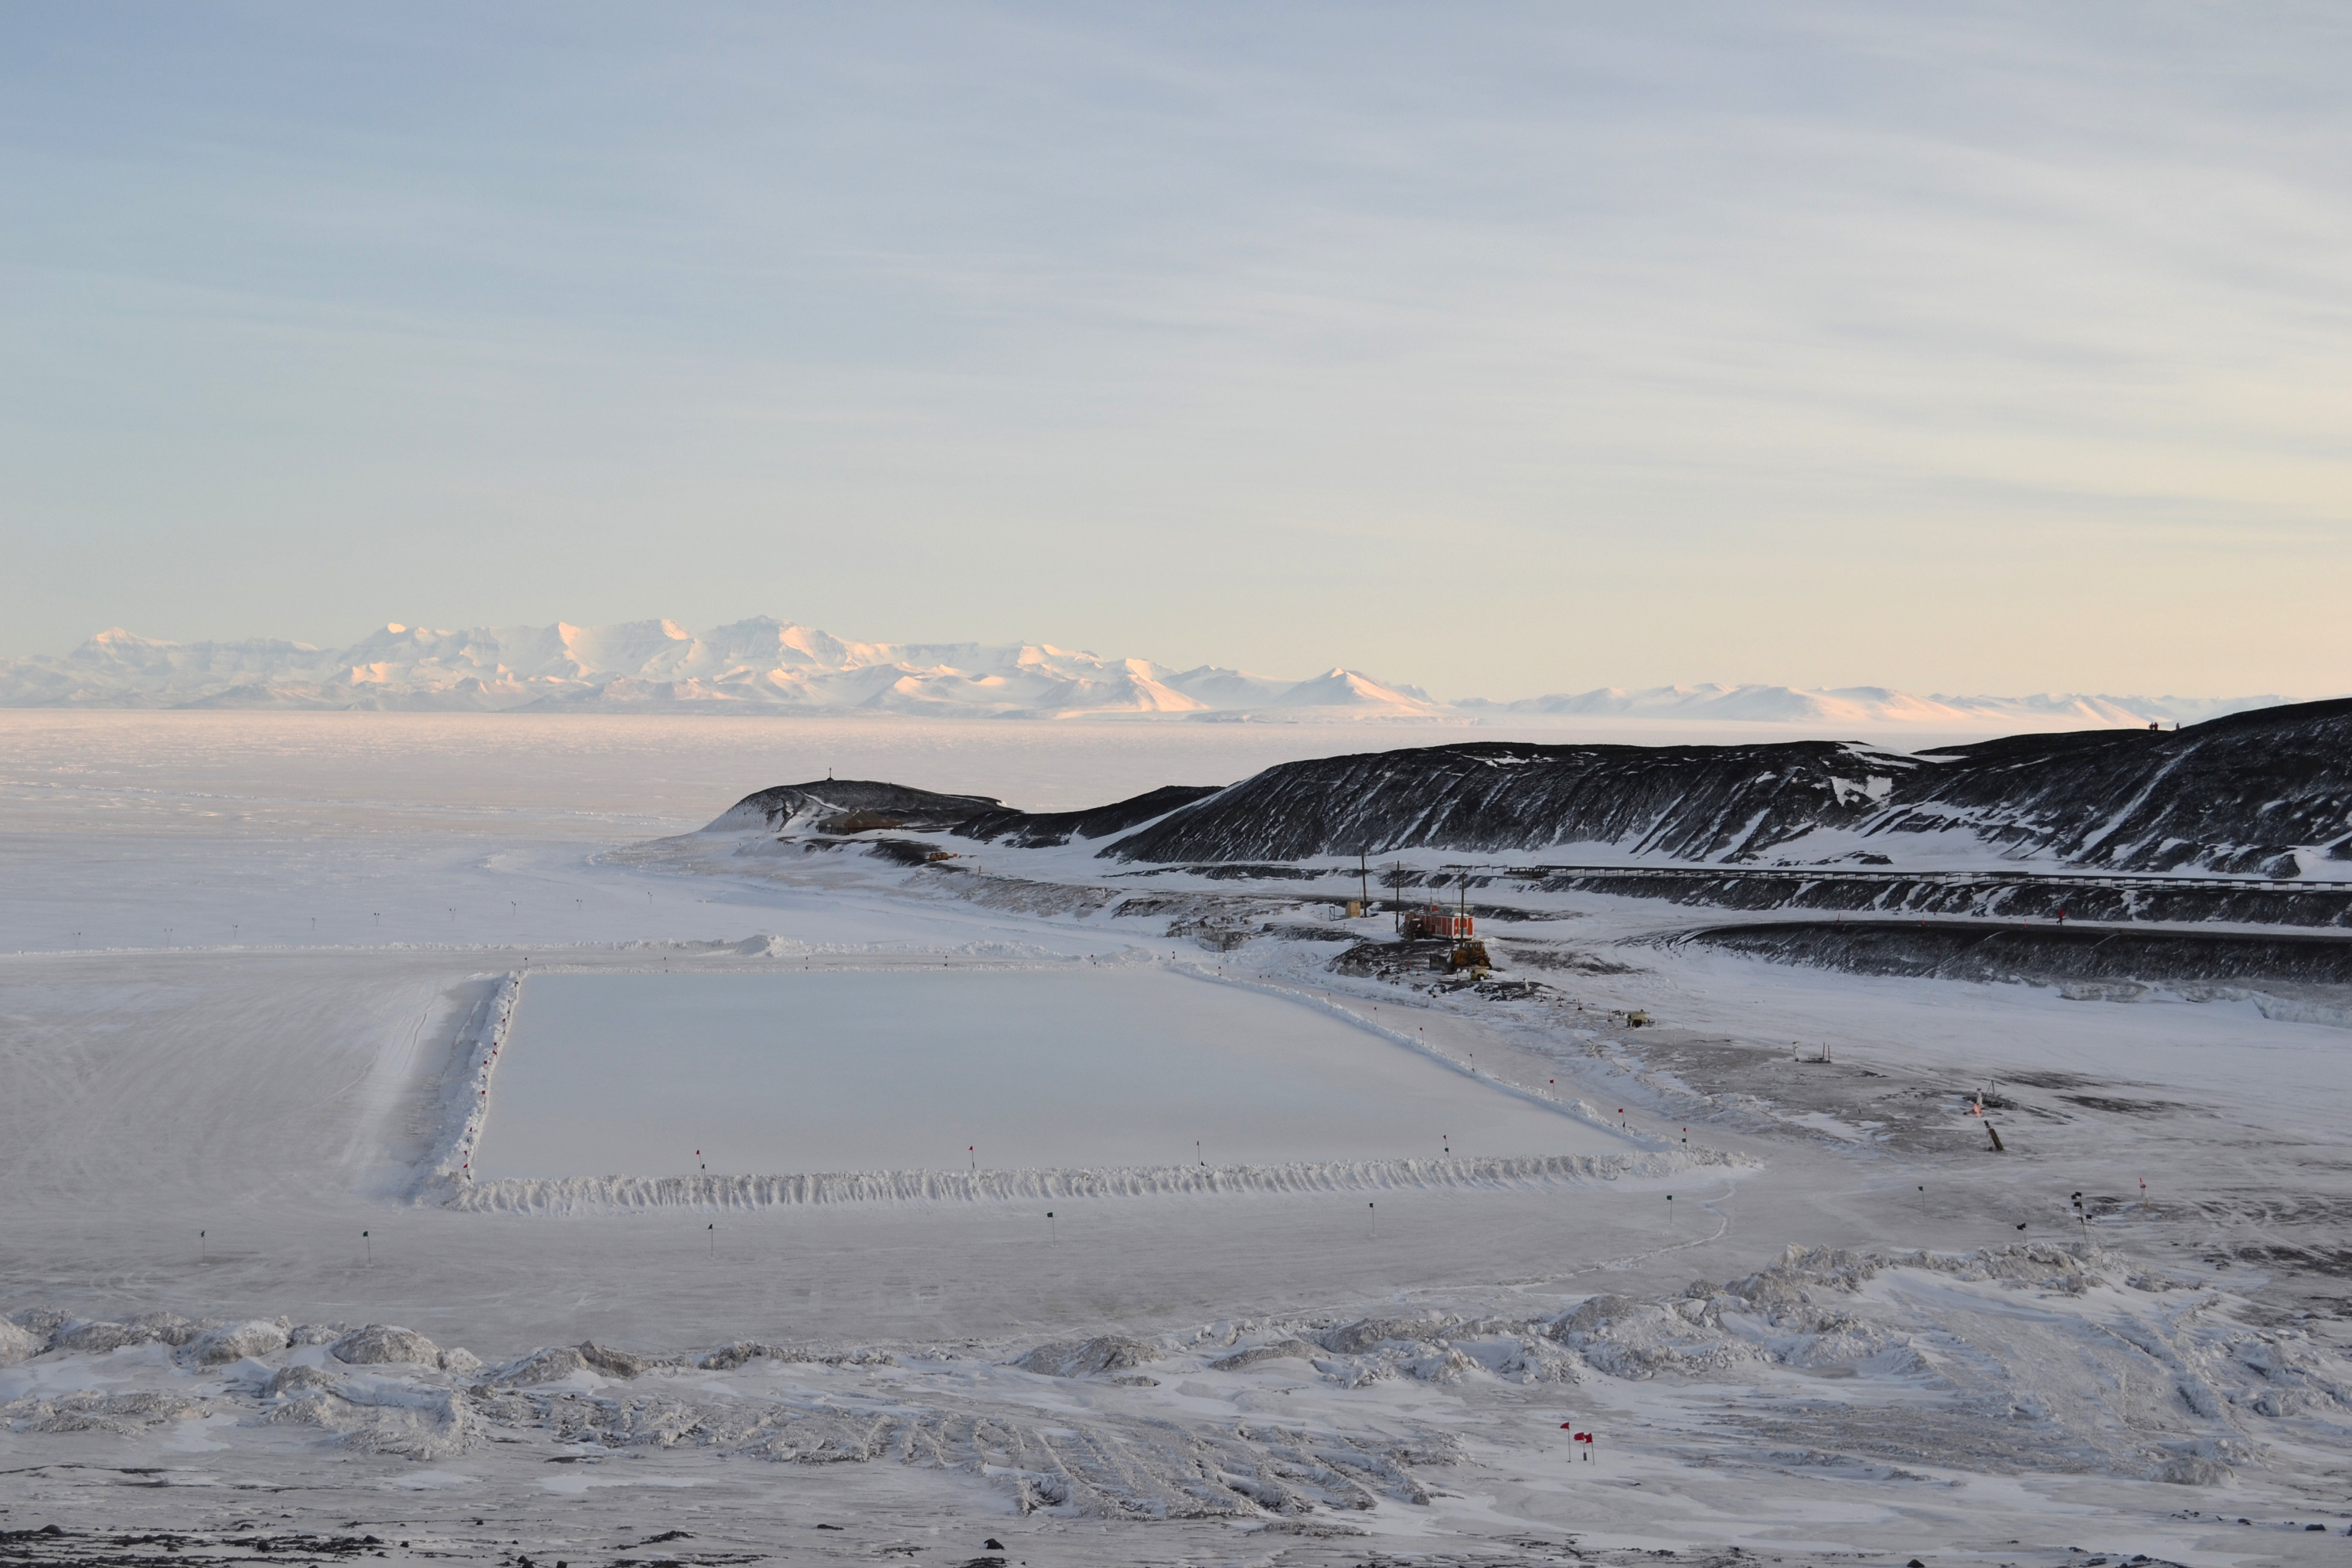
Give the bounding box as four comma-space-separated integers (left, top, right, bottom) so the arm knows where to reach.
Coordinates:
0, 619, 2301, 730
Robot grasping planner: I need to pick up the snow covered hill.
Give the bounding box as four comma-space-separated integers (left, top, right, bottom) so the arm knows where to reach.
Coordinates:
1090, 698, 2352, 878
0, 618, 2294, 728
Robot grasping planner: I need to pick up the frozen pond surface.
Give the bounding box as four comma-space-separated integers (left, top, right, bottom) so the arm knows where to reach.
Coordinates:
473, 965, 1621, 1176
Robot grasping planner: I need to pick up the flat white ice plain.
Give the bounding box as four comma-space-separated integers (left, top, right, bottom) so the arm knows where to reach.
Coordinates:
474, 966, 1616, 1177
8, 713, 2352, 1567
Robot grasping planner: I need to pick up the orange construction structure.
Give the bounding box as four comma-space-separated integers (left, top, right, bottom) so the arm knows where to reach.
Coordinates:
1397, 903, 1475, 941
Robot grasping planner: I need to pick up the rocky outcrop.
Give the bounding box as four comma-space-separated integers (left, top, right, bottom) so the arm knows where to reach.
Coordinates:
1099, 698, 2352, 876
1672, 918, 2352, 989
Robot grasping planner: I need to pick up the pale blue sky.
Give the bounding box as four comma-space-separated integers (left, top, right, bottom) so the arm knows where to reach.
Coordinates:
4, 4, 2348, 697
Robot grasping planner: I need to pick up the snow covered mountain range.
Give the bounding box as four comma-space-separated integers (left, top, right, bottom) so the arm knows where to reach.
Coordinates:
0, 619, 2293, 729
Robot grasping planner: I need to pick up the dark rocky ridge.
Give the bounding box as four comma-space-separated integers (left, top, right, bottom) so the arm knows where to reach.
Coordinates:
710, 779, 1224, 846
1671, 917, 2352, 991
705, 700, 2352, 904
711, 780, 1008, 835
1106, 739, 1906, 864
1494, 865, 2352, 929
1100, 698, 2352, 876
957, 785, 1226, 848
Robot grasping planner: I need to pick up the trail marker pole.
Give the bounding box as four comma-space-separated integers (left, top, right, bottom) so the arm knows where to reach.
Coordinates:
1666, 1194, 1673, 1224
1368, 1201, 1376, 1240
199, 1229, 206, 1263
969, 1145, 976, 1174
708, 1223, 715, 1257
2140, 1175, 2149, 1214
361, 1230, 372, 1265
1918, 1184, 1927, 1220
1047, 1210, 1056, 1243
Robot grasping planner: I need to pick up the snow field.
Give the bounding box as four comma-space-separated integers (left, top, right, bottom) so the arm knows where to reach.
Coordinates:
7, 713, 2352, 1564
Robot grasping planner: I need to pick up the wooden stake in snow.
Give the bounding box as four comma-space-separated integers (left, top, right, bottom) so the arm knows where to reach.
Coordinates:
1985, 1121, 2005, 1153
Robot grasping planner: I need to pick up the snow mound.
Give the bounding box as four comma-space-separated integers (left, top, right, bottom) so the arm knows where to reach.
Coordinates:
265, 1379, 479, 1461
330, 1324, 441, 1366
486, 1345, 590, 1386
0, 1318, 43, 1367
187, 1318, 291, 1366
1012, 1336, 1161, 1378
3, 1391, 204, 1435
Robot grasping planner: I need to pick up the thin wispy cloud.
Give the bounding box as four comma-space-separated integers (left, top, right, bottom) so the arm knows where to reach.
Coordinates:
2, 2, 2347, 695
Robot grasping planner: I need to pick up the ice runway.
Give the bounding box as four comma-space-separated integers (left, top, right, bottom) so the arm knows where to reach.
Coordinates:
473, 966, 1628, 1178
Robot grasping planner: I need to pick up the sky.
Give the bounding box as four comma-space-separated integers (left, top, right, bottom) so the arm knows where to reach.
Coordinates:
2, 3, 2349, 701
